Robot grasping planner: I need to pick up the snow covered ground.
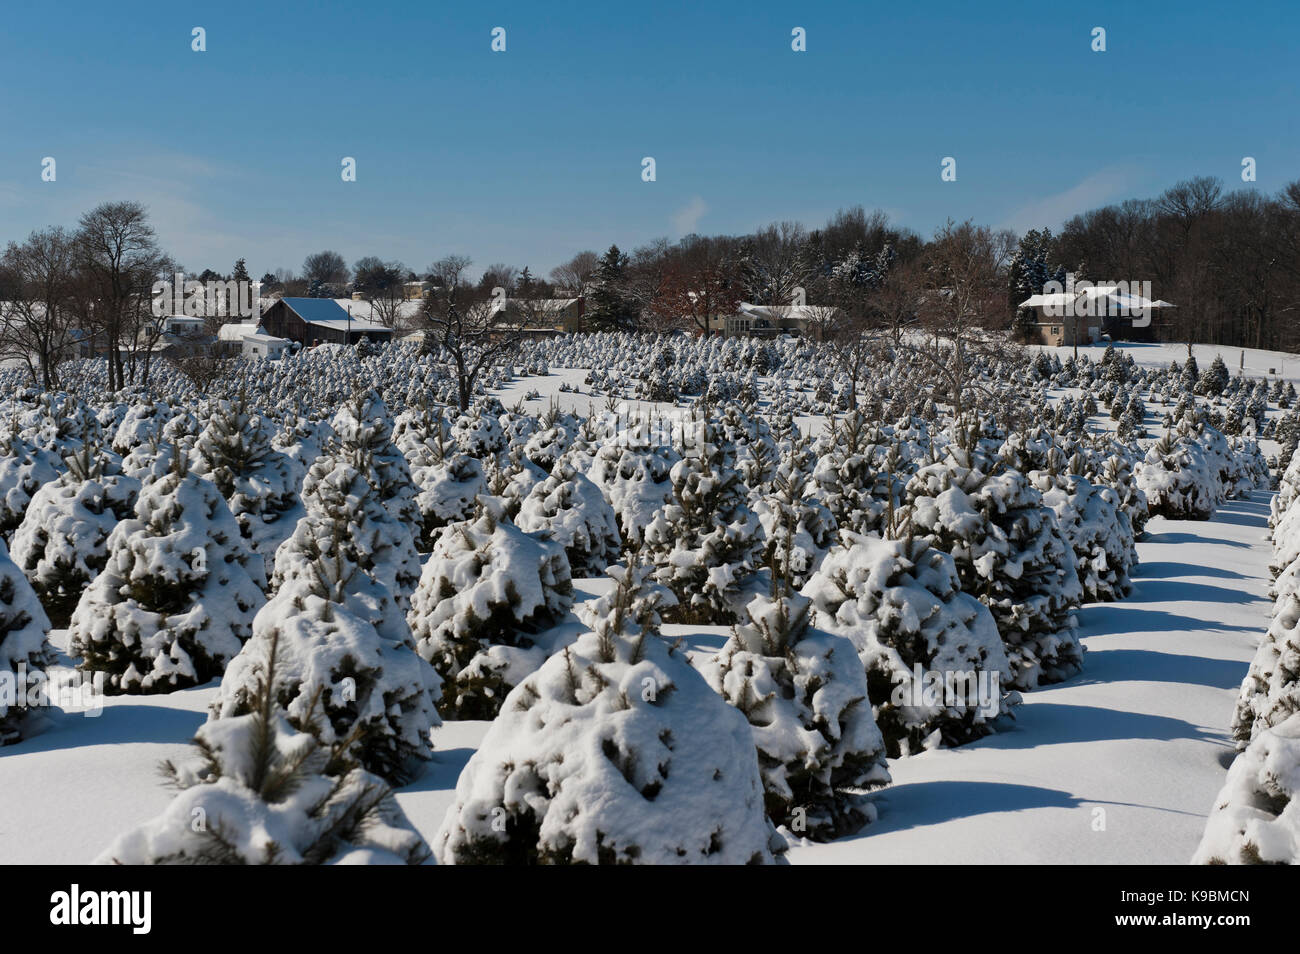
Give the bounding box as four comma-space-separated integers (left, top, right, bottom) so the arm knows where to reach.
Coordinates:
0, 493, 1272, 864
1031, 340, 1300, 385
790, 492, 1272, 864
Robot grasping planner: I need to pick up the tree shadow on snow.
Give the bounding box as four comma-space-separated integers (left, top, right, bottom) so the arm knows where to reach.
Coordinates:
1132, 561, 1249, 582
1140, 530, 1249, 548
1208, 508, 1270, 529
1078, 604, 1261, 637
399, 747, 476, 794
1066, 648, 1248, 690
10, 703, 206, 755
859, 781, 1082, 836
975, 702, 1214, 749
1124, 578, 1262, 606
1206, 493, 1268, 514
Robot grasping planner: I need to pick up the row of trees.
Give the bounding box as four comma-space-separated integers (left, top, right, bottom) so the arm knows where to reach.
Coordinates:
7, 175, 1300, 396
0, 199, 1020, 415
415, 218, 1017, 419
186, 175, 1300, 359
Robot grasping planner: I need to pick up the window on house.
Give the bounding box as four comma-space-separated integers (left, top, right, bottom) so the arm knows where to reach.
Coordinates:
1051, 327, 1060, 335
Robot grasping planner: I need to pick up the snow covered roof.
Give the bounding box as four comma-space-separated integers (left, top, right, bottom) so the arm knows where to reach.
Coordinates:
278, 297, 393, 333
737, 302, 840, 322
219, 322, 290, 346
247, 331, 290, 345
1019, 288, 1174, 310
217, 322, 258, 341
488, 297, 582, 317
324, 298, 424, 323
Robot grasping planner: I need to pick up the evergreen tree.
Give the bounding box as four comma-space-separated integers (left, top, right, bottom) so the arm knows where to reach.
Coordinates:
214, 467, 441, 782
1033, 463, 1136, 602
69, 456, 265, 694
407, 506, 574, 719
101, 632, 430, 864
810, 412, 903, 536
325, 390, 420, 529
189, 397, 298, 585
1232, 588, 1300, 750
397, 405, 487, 550
0, 429, 61, 540
585, 245, 636, 331
1135, 430, 1218, 520
701, 556, 890, 839
644, 411, 761, 624
1197, 355, 1231, 397
11, 445, 141, 625
0, 539, 52, 745
904, 453, 1085, 689
1094, 453, 1151, 538
1193, 712, 1300, 865
1007, 227, 1064, 314
803, 532, 1014, 756
1277, 413, 1300, 484
753, 442, 837, 588
516, 461, 622, 576
435, 560, 780, 864
586, 433, 678, 552
291, 445, 422, 611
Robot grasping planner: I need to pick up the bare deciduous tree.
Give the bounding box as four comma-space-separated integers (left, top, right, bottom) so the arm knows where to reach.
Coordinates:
302, 250, 348, 288
549, 250, 599, 297
905, 220, 1014, 441
738, 221, 811, 307
650, 250, 740, 337
352, 257, 408, 329
73, 201, 170, 392
419, 255, 527, 411
0, 227, 78, 390
168, 349, 230, 394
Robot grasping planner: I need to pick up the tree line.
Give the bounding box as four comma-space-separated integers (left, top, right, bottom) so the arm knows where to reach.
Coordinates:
4, 176, 1299, 392
1010, 177, 1300, 352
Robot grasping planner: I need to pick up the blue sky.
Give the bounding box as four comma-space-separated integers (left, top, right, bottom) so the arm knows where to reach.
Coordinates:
0, 0, 1294, 279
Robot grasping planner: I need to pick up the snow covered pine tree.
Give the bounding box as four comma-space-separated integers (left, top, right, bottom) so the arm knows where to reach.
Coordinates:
98, 632, 430, 865
407, 502, 573, 720
435, 561, 780, 864
68, 454, 264, 694
700, 565, 890, 839
0, 539, 52, 745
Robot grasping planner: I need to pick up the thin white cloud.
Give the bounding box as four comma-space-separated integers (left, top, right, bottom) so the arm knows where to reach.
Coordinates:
1003, 166, 1138, 234
672, 195, 708, 234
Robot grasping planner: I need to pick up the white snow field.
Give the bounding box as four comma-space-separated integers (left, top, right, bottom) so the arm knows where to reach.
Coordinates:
1032, 340, 1300, 385
790, 492, 1272, 864
0, 493, 1271, 864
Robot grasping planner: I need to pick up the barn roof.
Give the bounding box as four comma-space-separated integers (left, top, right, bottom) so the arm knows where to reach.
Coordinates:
278, 297, 392, 333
